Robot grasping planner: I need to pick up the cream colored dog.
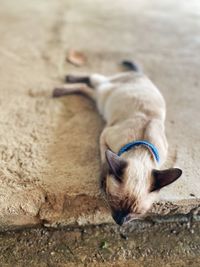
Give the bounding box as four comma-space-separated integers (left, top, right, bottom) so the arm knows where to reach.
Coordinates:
53, 61, 182, 225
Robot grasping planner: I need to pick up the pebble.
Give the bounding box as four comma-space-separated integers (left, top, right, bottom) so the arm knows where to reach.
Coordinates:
120, 233, 128, 240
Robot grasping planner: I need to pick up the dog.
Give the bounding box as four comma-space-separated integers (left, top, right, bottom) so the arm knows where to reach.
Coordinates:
53, 61, 182, 225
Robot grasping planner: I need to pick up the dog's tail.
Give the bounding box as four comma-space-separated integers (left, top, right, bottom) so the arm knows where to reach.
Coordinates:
121, 60, 141, 72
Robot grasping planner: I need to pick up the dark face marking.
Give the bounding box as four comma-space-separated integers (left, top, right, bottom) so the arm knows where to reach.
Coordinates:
112, 209, 129, 226
109, 194, 138, 225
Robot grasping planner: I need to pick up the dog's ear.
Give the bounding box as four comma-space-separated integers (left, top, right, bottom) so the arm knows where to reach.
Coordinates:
105, 149, 127, 182
151, 168, 182, 192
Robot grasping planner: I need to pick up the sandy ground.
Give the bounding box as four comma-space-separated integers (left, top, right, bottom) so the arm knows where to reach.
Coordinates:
0, 0, 200, 227
0, 221, 200, 266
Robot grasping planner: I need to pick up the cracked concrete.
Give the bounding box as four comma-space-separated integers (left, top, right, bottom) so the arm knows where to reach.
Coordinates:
0, 0, 200, 228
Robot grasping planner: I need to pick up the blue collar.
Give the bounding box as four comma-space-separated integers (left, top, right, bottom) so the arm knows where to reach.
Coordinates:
118, 140, 160, 163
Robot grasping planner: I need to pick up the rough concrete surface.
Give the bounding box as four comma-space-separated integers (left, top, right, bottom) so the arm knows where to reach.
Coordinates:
0, 0, 200, 228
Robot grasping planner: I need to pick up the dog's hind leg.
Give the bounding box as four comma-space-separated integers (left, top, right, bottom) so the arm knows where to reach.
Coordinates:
65, 74, 109, 89
65, 75, 91, 86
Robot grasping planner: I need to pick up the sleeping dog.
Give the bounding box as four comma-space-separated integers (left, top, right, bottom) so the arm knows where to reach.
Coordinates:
53, 61, 182, 225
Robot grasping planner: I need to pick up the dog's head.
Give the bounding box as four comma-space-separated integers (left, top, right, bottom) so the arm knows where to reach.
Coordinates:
101, 149, 182, 225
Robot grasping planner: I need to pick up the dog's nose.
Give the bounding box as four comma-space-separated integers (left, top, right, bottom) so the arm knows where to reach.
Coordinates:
112, 211, 127, 226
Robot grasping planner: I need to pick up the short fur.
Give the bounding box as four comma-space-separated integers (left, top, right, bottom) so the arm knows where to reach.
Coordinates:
53, 63, 182, 225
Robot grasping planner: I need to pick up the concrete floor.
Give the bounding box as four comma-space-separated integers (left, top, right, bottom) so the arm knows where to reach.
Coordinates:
0, 0, 200, 228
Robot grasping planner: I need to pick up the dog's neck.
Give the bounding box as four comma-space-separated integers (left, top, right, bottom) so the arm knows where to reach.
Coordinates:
121, 146, 158, 169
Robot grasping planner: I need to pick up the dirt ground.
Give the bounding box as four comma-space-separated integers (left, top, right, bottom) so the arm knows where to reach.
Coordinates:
0, 221, 200, 267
